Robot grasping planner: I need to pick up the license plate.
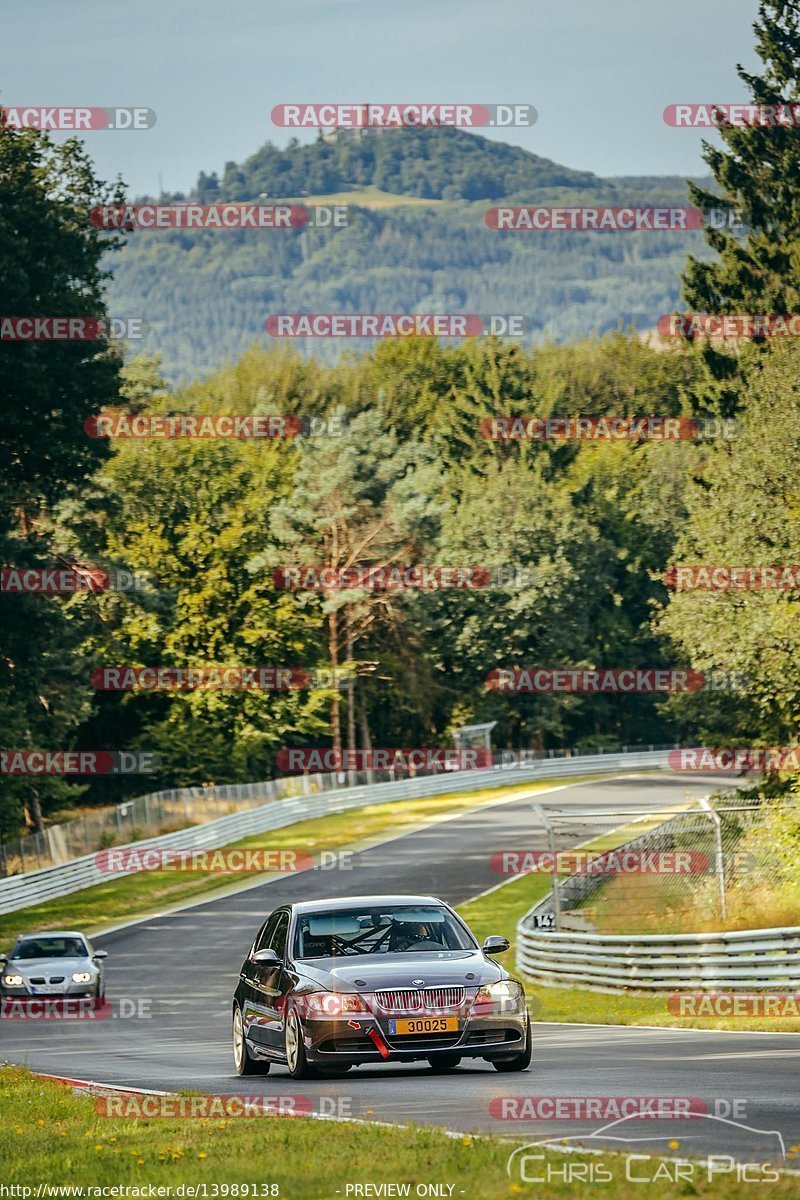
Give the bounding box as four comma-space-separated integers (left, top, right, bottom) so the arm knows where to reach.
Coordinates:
388, 1017, 458, 1035
31, 986, 60, 995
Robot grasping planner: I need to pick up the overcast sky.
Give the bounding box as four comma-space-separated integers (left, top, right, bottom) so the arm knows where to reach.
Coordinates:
3, 0, 762, 196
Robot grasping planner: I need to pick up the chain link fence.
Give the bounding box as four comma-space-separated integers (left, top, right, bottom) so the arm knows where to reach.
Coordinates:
528, 792, 796, 934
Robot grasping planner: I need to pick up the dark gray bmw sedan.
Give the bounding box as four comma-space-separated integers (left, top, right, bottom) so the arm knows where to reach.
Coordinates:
232, 894, 531, 1078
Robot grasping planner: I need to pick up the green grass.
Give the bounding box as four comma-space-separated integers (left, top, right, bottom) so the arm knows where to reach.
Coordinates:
0, 776, 602, 950
3, 1066, 798, 1195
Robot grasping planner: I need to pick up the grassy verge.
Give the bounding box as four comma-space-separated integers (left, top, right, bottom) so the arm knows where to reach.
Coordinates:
3, 1066, 797, 1196
0, 776, 602, 949
457, 840, 800, 1034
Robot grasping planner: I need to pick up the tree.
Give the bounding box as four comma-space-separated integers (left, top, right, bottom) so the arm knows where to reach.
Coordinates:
268, 410, 444, 758
0, 118, 125, 835
75, 358, 329, 789
682, 1, 800, 405
658, 342, 800, 745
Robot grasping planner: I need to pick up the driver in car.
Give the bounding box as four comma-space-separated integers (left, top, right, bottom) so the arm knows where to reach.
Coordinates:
390, 922, 442, 951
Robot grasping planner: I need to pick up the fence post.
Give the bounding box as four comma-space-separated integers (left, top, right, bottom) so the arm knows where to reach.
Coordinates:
533, 803, 562, 931
700, 797, 727, 922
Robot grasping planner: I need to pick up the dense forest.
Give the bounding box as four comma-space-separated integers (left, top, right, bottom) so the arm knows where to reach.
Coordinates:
109, 127, 709, 379
2, 0, 799, 840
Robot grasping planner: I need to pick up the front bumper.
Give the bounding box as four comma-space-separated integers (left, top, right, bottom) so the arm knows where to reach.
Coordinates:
0, 979, 100, 999
302, 1010, 528, 1063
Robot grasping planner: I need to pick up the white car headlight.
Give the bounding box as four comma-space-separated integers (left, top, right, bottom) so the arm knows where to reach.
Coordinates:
3, 975, 24, 987
71, 972, 93, 984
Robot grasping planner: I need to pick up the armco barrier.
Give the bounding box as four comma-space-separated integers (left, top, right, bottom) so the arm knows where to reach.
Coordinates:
516, 923, 800, 991
0, 748, 673, 915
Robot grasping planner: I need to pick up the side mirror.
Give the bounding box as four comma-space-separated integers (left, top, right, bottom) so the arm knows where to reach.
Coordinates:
482, 935, 510, 955
251, 948, 281, 966
0, 955, 7, 967
93, 950, 108, 961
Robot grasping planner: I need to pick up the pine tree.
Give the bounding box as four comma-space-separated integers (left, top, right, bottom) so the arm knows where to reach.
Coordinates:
682, 1, 800, 399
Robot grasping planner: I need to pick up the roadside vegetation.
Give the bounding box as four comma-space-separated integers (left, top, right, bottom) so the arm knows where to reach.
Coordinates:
3, 1065, 798, 1195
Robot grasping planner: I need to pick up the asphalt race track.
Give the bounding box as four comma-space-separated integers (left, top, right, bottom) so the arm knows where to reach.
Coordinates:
3, 772, 799, 1165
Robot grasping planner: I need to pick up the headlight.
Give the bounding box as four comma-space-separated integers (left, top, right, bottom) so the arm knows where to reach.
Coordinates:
294, 992, 373, 1019
71, 972, 93, 984
473, 980, 525, 1014
2, 975, 23, 987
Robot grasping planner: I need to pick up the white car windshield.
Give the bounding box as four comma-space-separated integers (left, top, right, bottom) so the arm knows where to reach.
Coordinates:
295, 905, 474, 959
11, 937, 87, 960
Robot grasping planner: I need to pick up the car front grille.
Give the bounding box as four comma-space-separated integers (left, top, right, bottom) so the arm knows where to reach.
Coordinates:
374, 987, 465, 1014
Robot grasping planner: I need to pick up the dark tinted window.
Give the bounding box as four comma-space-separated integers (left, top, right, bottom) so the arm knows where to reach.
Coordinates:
269, 912, 290, 959
254, 912, 280, 953
294, 905, 474, 958
11, 937, 87, 960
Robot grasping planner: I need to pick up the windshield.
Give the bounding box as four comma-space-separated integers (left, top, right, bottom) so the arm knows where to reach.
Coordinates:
294, 905, 475, 959
11, 937, 88, 960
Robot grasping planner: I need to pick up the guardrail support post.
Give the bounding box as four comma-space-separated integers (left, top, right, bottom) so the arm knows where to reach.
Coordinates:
700, 797, 727, 923
533, 803, 562, 930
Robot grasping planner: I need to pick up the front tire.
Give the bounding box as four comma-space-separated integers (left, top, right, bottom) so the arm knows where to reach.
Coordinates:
284, 1009, 316, 1079
233, 1003, 271, 1076
490, 1014, 532, 1073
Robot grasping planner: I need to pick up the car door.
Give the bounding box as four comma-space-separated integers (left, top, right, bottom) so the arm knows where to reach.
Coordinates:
240, 912, 281, 1048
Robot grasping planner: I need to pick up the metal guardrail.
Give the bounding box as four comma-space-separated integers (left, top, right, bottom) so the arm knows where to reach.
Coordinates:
0, 748, 673, 915
516, 924, 800, 991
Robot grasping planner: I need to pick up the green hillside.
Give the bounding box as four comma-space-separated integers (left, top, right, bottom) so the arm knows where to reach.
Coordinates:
109, 127, 710, 379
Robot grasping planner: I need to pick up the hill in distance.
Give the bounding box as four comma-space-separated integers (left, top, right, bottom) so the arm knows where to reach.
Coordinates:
108, 127, 711, 380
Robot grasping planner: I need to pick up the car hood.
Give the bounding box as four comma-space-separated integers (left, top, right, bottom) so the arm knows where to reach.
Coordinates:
6, 956, 95, 974
296, 950, 505, 991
